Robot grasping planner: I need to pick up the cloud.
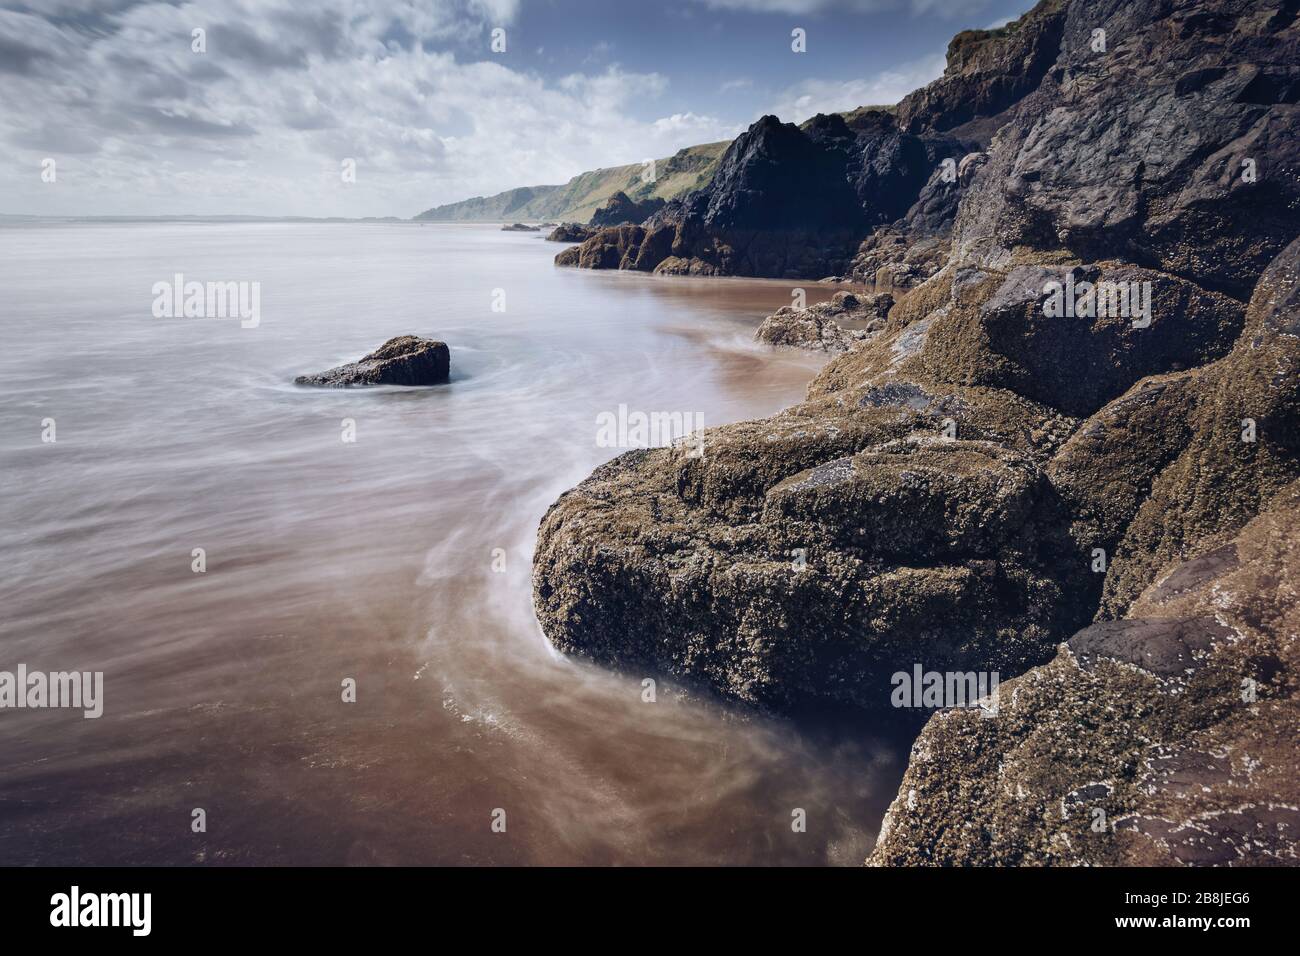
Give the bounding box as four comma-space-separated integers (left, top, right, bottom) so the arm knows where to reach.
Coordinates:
765, 51, 946, 122
698, 0, 993, 16
0, 0, 735, 217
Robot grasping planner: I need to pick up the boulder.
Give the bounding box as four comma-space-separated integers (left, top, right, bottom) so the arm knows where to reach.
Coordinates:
547, 222, 595, 243
295, 335, 450, 387
753, 310, 868, 353
588, 191, 666, 228
753, 289, 893, 353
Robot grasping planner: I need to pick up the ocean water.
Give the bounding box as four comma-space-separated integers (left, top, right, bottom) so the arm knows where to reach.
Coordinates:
0, 221, 906, 865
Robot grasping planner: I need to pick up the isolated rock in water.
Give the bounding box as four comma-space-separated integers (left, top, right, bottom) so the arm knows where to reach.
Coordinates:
501, 222, 540, 232
547, 222, 595, 243
588, 191, 666, 228
295, 335, 450, 387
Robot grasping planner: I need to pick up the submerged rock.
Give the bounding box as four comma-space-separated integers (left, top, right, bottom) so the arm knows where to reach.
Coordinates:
295, 335, 450, 387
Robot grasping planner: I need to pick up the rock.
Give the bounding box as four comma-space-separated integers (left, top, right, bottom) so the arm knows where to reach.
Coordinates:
500, 222, 540, 232
533, 0, 1300, 865
556, 223, 674, 272
294, 335, 450, 387
869, 478, 1300, 866
588, 191, 666, 228
918, 263, 1245, 418
565, 112, 968, 278
947, 0, 1300, 298
546, 222, 595, 243
753, 310, 868, 354
534, 428, 1087, 712
895, 0, 1067, 136
753, 289, 894, 353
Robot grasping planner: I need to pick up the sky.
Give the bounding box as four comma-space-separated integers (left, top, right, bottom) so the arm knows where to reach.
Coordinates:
0, 0, 1036, 218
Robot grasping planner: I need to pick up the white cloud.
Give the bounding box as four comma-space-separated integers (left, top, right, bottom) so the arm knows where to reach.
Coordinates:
0, 0, 734, 217
765, 51, 946, 123
699, 0, 993, 16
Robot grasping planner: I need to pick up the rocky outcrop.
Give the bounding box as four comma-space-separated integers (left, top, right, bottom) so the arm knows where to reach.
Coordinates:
534, 0, 1300, 864
559, 112, 968, 279
295, 335, 450, 387
501, 222, 540, 232
555, 1, 1075, 281
895, 0, 1067, 138
754, 290, 893, 353
553, 223, 674, 271
947, 0, 1300, 300
847, 151, 987, 289
547, 222, 595, 243
870, 475, 1300, 866
588, 191, 667, 228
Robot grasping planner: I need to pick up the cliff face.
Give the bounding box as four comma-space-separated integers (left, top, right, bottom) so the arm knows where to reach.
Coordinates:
555, 1, 1070, 279
534, 0, 1300, 865
895, 0, 1067, 137
559, 111, 969, 278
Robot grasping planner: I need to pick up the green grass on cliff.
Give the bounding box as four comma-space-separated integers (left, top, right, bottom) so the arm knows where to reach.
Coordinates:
413, 141, 729, 223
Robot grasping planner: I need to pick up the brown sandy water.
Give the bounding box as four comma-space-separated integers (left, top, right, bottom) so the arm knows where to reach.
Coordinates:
0, 221, 908, 865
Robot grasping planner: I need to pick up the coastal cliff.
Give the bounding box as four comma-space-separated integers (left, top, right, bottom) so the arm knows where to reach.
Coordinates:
415, 142, 727, 224
553, 0, 1070, 279
534, 0, 1300, 865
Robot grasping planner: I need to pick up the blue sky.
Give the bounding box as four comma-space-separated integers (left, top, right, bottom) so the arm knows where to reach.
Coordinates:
506, 0, 1033, 122
0, 0, 1036, 217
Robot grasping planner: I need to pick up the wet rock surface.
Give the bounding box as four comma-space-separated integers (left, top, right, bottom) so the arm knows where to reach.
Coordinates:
295, 335, 450, 387
535, 0, 1300, 865
753, 290, 892, 353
